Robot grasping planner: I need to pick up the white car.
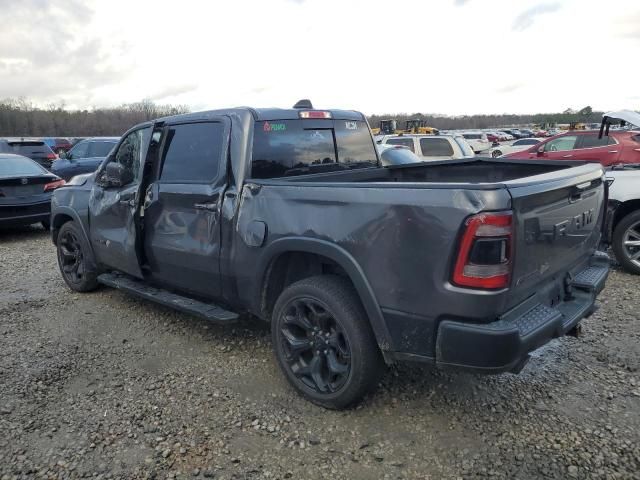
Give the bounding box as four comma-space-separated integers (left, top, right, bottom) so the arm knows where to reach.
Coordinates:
606, 166, 640, 275
460, 131, 491, 153
488, 138, 542, 158
377, 134, 475, 161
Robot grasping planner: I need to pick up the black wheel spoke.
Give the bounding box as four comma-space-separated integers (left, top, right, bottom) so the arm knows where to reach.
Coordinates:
281, 327, 311, 359
326, 349, 348, 374
308, 355, 328, 392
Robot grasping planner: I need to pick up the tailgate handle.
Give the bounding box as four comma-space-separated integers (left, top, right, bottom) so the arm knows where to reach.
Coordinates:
570, 181, 592, 202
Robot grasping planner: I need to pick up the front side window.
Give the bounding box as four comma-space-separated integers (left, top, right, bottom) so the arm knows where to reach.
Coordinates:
420, 138, 454, 156
544, 136, 577, 152
251, 119, 377, 178
69, 141, 89, 159
386, 137, 415, 152
160, 122, 224, 183
112, 129, 147, 184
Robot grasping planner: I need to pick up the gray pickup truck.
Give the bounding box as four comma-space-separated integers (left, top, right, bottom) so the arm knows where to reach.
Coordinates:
51, 102, 609, 408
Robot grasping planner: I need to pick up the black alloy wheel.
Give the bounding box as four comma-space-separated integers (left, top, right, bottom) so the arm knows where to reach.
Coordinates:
56, 222, 98, 292
271, 275, 384, 409
278, 297, 351, 393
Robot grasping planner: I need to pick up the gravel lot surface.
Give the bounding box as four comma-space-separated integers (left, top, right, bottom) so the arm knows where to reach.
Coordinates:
1, 226, 639, 480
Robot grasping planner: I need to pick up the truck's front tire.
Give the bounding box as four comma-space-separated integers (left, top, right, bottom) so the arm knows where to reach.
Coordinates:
56, 221, 99, 292
271, 275, 384, 409
612, 210, 640, 275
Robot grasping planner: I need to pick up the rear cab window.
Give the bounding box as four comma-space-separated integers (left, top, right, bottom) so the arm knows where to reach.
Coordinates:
251, 119, 378, 178
385, 137, 415, 152
419, 137, 454, 156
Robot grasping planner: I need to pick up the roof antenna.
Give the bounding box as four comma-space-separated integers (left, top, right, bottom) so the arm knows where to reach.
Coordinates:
293, 99, 313, 109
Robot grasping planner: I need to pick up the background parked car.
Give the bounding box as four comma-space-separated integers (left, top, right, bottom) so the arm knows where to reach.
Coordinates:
43, 137, 73, 155
0, 138, 57, 169
51, 137, 119, 180
0, 153, 65, 229
377, 134, 475, 160
489, 138, 542, 158
460, 132, 491, 153
605, 165, 640, 275
503, 130, 640, 166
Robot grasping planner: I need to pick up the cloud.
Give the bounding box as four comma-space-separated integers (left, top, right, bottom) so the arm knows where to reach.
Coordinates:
615, 12, 640, 40
0, 0, 128, 105
512, 3, 561, 31
149, 84, 199, 102
495, 83, 525, 94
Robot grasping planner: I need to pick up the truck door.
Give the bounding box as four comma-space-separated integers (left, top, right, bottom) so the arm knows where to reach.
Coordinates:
88, 126, 152, 278
142, 119, 229, 299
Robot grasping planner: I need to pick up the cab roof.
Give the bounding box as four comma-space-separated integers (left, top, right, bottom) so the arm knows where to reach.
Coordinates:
156, 107, 366, 124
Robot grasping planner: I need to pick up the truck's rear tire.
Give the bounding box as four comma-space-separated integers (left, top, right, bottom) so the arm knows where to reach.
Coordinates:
56, 221, 99, 292
612, 210, 640, 275
271, 275, 384, 409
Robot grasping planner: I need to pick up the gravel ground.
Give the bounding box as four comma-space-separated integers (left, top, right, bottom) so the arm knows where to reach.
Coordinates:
1, 226, 639, 480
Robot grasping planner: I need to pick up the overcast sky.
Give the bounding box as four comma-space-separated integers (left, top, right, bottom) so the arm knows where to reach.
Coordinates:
1, 0, 638, 115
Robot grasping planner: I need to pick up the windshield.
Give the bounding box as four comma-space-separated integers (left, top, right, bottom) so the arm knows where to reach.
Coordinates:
0, 155, 47, 176
251, 119, 378, 178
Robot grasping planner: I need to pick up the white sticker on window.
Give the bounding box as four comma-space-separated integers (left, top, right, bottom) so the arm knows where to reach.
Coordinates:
345, 121, 358, 130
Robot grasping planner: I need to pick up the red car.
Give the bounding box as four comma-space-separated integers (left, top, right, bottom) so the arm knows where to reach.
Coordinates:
503, 130, 640, 166
486, 133, 500, 142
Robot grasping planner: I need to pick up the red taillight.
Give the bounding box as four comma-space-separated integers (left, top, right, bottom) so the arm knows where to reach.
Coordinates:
452, 211, 513, 289
44, 179, 66, 192
299, 110, 332, 119
47, 153, 57, 160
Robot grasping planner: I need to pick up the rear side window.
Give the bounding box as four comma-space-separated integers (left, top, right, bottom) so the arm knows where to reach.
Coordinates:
386, 137, 415, 152
251, 119, 377, 178
420, 138, 454, 156
577, 134, 616, 149
160, 122, 224, 183
463, 133, 481, 140
88, 141, 116, 157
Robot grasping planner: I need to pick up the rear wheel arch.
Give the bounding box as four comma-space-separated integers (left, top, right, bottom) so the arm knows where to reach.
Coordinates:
611, 199, 640, 234
256, 238, 393, 356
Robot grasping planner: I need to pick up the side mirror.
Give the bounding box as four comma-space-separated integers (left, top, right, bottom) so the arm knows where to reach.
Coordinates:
537, 146, 545, 155
105, 162, 133, 188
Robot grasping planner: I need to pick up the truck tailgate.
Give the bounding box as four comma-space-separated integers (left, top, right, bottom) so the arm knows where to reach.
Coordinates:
506, 163, 606, 300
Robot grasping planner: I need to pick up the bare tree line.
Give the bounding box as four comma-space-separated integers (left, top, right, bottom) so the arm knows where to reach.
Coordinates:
0, 98, 613, 138
0, 98, 189, 137
367, 106, 605, 131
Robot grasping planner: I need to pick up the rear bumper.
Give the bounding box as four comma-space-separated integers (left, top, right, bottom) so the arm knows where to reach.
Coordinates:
0, 201, 51, 226
434, 253, 608, 373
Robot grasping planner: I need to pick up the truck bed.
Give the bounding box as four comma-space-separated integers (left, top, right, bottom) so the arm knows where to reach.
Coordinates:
279, 158, 579, 186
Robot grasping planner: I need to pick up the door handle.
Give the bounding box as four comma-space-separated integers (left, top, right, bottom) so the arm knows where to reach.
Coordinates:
562, 154, 573, 158
194, 202, 218, 211
608, 150, 618, 153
